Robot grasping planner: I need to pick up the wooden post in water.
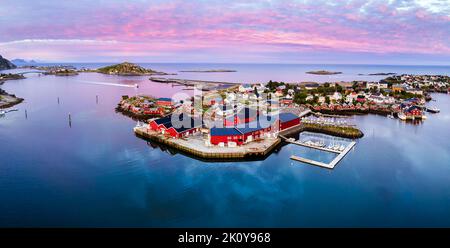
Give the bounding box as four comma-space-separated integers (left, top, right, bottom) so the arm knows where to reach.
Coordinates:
25, 109, 28, 119
69, 113, 72, 128
57, 97, 60, 104
96, 95, 99, 104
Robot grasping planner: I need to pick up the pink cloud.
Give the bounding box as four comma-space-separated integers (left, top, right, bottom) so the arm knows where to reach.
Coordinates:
0, 0, 449, 63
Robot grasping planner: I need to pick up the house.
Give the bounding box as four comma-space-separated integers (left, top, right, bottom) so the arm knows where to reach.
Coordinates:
403, 105, 423, 117
280, 97, 293, 106
238, 84, 253, 93
356, 95, 366, 103
346, 92, 358, 103
330, 92, 342, 102
406, 88, 423, 96
156, 97, 173, 106
366, 82, 388, 90
143, 107, 164, 116
392, 84, 407, 93
148, 113, 202, 138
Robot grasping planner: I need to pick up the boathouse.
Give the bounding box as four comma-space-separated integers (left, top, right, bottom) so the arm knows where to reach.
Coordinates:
278, 112, 300, 130
210, 113, 300, 146
403, 105, 423, 117
210, 118, 275, 146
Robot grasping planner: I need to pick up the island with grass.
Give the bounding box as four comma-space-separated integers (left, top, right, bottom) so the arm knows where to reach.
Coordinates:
0, 88, 23, 109
95, 62, 170, 76
306, 70, 342, 75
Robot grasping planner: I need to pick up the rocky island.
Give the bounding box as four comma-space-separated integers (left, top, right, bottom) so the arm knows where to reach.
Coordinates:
95, 62, 170, 76
306, 70, 342, 75
0, 88, 24, 109
0, 55, 17, 70
1, 73, 25, 108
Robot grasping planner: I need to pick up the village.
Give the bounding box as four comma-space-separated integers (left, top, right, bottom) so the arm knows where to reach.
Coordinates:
125, 73, 449, 163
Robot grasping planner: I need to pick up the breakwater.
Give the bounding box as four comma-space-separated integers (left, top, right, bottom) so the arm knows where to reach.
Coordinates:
300, 123, 364, 139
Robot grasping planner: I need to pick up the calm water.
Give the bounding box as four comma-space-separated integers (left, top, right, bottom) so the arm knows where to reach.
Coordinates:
1, 64, 450, 227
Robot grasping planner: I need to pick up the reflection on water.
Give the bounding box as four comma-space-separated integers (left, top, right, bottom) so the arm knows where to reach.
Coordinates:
0, 66, 450, 227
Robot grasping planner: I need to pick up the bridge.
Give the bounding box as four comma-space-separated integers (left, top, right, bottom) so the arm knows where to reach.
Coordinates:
17, 70, 43, 75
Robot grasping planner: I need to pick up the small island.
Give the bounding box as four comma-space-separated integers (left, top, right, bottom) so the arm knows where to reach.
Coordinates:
0, 88, 23, 109
95, 62, 170, 76
306, 70, 342, 75
368, 72, 396, 76
179, 69, 237, 73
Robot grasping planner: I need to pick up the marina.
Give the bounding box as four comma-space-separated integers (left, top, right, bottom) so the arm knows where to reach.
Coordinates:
290, 140, 357, 169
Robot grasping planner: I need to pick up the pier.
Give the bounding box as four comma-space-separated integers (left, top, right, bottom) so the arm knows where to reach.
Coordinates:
134, 126, 281, 161
281, 132, 356, 169
281, 135, 340, 154
290, 141, 356, 169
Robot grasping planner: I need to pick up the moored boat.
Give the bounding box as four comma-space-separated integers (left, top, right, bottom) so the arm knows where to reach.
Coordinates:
426, 107, 440, 113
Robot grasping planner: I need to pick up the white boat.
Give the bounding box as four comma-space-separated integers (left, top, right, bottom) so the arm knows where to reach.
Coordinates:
398, 112, 407, 121
0, 110, 5, 116
387, 114, 395, 119
339, 145, 346, 151
426, 107, 440, 113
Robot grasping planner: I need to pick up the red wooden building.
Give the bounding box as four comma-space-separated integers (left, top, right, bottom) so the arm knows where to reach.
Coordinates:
210, 112, 300, 146
148, 113, 202, 138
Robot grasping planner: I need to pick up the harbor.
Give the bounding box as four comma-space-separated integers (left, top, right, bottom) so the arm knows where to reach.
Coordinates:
134, 125, 282, 160
282, 132, 357, 169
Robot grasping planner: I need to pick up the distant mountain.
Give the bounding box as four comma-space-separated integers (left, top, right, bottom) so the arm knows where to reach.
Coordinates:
0, 55, 17, 70
11, 58, 37, 65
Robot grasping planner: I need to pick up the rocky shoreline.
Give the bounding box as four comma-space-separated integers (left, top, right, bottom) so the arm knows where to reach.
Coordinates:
0, 88, 24, 109
300, 123, 364, 139
306, 70, 342, 75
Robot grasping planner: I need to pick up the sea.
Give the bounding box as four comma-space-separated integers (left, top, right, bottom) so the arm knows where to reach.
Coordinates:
0, 63, 450, 227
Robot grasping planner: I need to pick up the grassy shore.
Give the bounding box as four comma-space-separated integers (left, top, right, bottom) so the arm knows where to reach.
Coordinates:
301, 123, 364, 139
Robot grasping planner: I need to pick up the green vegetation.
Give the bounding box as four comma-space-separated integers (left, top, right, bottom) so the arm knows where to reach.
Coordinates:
302, 123, 364, 139
97, 62, 159, 75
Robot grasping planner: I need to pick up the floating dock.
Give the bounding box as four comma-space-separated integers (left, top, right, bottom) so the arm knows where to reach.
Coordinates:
283, 137, 340, 154
289, 139, 356, 169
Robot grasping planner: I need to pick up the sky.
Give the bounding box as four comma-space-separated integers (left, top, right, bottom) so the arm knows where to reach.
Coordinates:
0, 0, 449, 65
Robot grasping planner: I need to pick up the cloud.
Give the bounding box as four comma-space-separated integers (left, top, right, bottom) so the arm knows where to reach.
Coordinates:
0, 0, 449, 63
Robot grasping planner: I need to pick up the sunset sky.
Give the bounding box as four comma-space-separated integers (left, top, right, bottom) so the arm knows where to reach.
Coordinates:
0, 0, 449, 64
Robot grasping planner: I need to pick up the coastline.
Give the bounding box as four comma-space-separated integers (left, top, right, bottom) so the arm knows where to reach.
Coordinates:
0, 91, 24, 109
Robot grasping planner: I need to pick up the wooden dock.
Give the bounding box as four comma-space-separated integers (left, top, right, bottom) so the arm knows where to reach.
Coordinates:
134, 126, 281, 161
290, 141, 356, 169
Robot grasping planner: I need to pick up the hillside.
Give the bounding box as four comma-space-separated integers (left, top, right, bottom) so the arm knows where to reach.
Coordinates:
0, 55, 17, 70
96, 62, 167, 76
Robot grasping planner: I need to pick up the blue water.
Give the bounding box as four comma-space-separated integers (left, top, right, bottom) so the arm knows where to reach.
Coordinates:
30, 62, 450, 83
1, 64, 450, 227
